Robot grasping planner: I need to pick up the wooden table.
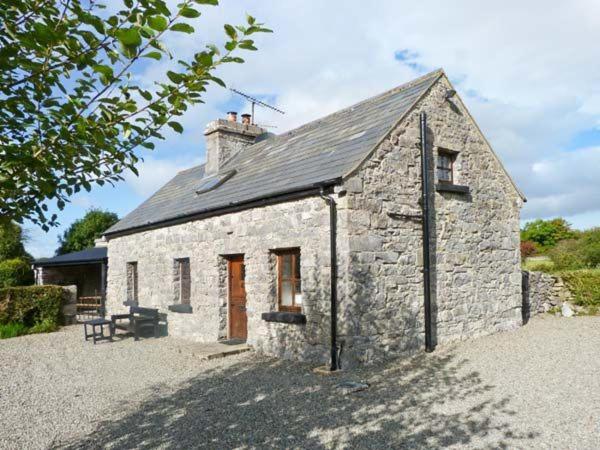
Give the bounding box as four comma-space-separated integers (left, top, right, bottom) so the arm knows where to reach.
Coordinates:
83, 318, 114, 344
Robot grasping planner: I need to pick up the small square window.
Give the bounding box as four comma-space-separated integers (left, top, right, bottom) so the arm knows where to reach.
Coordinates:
274, 249, 302, 312
437, 149, 456, 184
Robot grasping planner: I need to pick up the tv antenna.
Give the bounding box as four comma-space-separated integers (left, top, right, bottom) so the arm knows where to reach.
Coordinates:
229, 88, 285, 125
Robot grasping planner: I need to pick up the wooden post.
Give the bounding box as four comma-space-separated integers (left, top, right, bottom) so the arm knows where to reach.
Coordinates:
100, 262, 107, 318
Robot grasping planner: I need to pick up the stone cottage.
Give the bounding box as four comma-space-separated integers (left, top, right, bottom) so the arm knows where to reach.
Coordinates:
104, 69, 525, 368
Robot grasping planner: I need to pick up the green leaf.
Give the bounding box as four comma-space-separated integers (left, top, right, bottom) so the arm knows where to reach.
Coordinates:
32, 23, 55, 45
248, 25, 273, 34
210, 76, 226, 88
170, 23, 195, 34
194, 0, 218, 4
168, 121, 184, 133
167, 71, 183, 83
92, 65, 114, 78
116, 28, 142, 47
239, 40, 257, 51
180, 7, 201, 18
224, 24, 237, 40
222, 56, 244, 63
148, 16, 168, 32
143, 51, 162, 60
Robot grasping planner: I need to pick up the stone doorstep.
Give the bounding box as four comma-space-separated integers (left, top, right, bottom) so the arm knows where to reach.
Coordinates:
176, 341, 252, 361
203, 345, 252, 361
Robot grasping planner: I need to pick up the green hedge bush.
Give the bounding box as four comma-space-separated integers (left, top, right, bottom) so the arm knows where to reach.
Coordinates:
0, 258, 34, 288
548, 228, 600, 271
557, 270, 600, 307
0, 286, 64, 333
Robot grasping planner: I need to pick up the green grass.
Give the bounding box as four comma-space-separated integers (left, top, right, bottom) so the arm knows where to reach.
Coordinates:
28, 318, 59, 334
0, 322, 29, 339
522, 259, 555, 272
0, 318, 60, 339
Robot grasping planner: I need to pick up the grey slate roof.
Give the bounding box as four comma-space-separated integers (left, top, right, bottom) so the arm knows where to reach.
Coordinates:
34, 247, 107, 267
106, 70, 443, 235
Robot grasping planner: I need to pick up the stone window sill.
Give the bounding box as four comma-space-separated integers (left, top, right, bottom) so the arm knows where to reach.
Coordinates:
168, 304, 193, 314
436, 183, 470, 195
262, 311, 306, 325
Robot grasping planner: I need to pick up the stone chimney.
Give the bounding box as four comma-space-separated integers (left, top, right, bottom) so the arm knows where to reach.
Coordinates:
204, 112, 265, 176
94, 236, 107, 248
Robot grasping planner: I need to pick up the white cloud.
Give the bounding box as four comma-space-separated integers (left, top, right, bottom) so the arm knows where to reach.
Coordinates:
71, 195, 93, 209
25, 226, 58, 259
125, 155, 203, 197
519, 147, 600, 219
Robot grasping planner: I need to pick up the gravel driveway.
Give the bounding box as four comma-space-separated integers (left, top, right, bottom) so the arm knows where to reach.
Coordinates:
1, 316, 599, 449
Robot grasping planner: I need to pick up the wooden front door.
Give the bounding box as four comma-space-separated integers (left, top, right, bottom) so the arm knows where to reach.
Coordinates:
228, 256, 247, 340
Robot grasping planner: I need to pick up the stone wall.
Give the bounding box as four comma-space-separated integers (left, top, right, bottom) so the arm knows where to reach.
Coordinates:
522, 271, 572, 322
61, 285, 78, 324
337, 75, 523, 366
106, 196, 334, 364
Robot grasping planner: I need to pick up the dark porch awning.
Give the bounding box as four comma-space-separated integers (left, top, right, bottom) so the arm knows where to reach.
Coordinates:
33, 247, 107, 267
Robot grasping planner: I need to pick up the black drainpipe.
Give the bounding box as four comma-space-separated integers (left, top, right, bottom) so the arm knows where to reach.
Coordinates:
420, 112, 435, 353
319, 187, 340, 371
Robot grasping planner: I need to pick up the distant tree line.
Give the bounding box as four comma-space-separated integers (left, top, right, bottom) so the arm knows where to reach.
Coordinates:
521, 218, 600, 270
57, 208, 118, 255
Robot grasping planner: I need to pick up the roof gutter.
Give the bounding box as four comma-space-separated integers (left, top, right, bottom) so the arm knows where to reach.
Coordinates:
32, 259, 107, 268
105, 179, 343, 239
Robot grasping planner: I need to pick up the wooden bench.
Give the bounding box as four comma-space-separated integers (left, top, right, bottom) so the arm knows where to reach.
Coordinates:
111, 306, 160, 341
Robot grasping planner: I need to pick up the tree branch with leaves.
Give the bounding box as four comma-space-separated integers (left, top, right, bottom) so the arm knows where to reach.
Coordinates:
0, 0, 271, 230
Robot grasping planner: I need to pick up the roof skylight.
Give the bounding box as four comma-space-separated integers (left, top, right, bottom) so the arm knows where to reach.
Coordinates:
195, 169, 236, 195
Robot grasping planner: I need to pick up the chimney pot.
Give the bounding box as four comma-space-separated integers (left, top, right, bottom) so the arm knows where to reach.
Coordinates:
241, 113, 251, 125
227, 111, 238, 122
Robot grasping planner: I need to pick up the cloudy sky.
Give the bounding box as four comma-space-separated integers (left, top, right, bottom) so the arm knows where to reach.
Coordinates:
25, 0, 600, 257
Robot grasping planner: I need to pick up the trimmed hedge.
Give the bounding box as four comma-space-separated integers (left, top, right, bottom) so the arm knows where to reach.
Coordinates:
0, 286, 64, 332
557, 270, 600, 307
0, 258, 34, 288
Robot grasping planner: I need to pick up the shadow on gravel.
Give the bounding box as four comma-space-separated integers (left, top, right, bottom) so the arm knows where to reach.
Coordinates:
59, 352, 538, 449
